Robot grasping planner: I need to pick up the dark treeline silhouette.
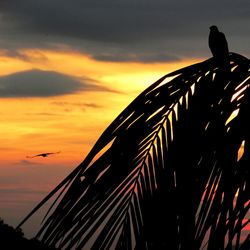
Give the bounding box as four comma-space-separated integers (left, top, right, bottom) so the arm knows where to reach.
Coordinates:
17, 27, 250, 249
0, 218, 56, 249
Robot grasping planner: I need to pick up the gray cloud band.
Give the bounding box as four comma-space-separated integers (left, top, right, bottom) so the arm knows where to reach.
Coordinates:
0, 70, 112, 97
0, 0, 249, 62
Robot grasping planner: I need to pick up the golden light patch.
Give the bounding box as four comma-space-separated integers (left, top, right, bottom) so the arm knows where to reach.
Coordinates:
0, 49, 201, 166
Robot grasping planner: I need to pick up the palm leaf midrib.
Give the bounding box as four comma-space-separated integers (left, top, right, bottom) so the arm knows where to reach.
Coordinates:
56, 63, 204, 249
17, 53, 250, 250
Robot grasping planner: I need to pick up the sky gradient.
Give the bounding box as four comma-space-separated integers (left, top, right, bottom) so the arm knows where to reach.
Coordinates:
0, 0, 250, 238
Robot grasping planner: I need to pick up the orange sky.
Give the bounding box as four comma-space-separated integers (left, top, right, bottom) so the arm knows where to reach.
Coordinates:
0, 48, 249, 242
0, 0, 249, 244
0, 48, 201, 234
0, 49, 199, 165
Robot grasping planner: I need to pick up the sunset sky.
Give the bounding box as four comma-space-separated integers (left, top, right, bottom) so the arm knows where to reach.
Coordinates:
0, 0, 250, 237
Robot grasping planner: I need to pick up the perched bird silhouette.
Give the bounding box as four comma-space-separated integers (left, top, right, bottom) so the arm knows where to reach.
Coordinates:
26, 151, 61, 158
208, 25, 229, 65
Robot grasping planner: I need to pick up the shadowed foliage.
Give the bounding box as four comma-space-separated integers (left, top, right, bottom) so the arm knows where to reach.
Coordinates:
0, 218, 56, 249
18, 52, 250, 249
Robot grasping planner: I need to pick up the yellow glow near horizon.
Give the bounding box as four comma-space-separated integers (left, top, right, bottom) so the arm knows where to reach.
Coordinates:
0, 48, 202, 165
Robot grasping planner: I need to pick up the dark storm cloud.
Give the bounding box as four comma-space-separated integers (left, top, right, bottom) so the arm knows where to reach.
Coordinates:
0, 70, 110, 98
0, 0, 249, 61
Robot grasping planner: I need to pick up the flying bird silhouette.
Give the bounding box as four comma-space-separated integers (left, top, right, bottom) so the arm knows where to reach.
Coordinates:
26, 151, 61, 158
208, 25, 229, 65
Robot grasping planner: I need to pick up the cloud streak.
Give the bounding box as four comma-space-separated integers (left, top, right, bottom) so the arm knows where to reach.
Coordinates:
51, 101, 102, 109
0, 69, 113, 98
16, 160, 41, 166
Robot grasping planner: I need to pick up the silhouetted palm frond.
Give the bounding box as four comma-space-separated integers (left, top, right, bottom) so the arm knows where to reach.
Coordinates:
18, 53, 250, 250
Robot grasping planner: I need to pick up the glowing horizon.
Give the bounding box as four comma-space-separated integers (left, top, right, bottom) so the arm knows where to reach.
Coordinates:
0, 49, 203, 234
0, 49, 200, 165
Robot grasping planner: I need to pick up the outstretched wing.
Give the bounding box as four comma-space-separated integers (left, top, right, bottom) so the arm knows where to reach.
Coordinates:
18, 53, 250, 249
26, 154, 41, 158
44, 151, 60, 156
26, 151, 60, 158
